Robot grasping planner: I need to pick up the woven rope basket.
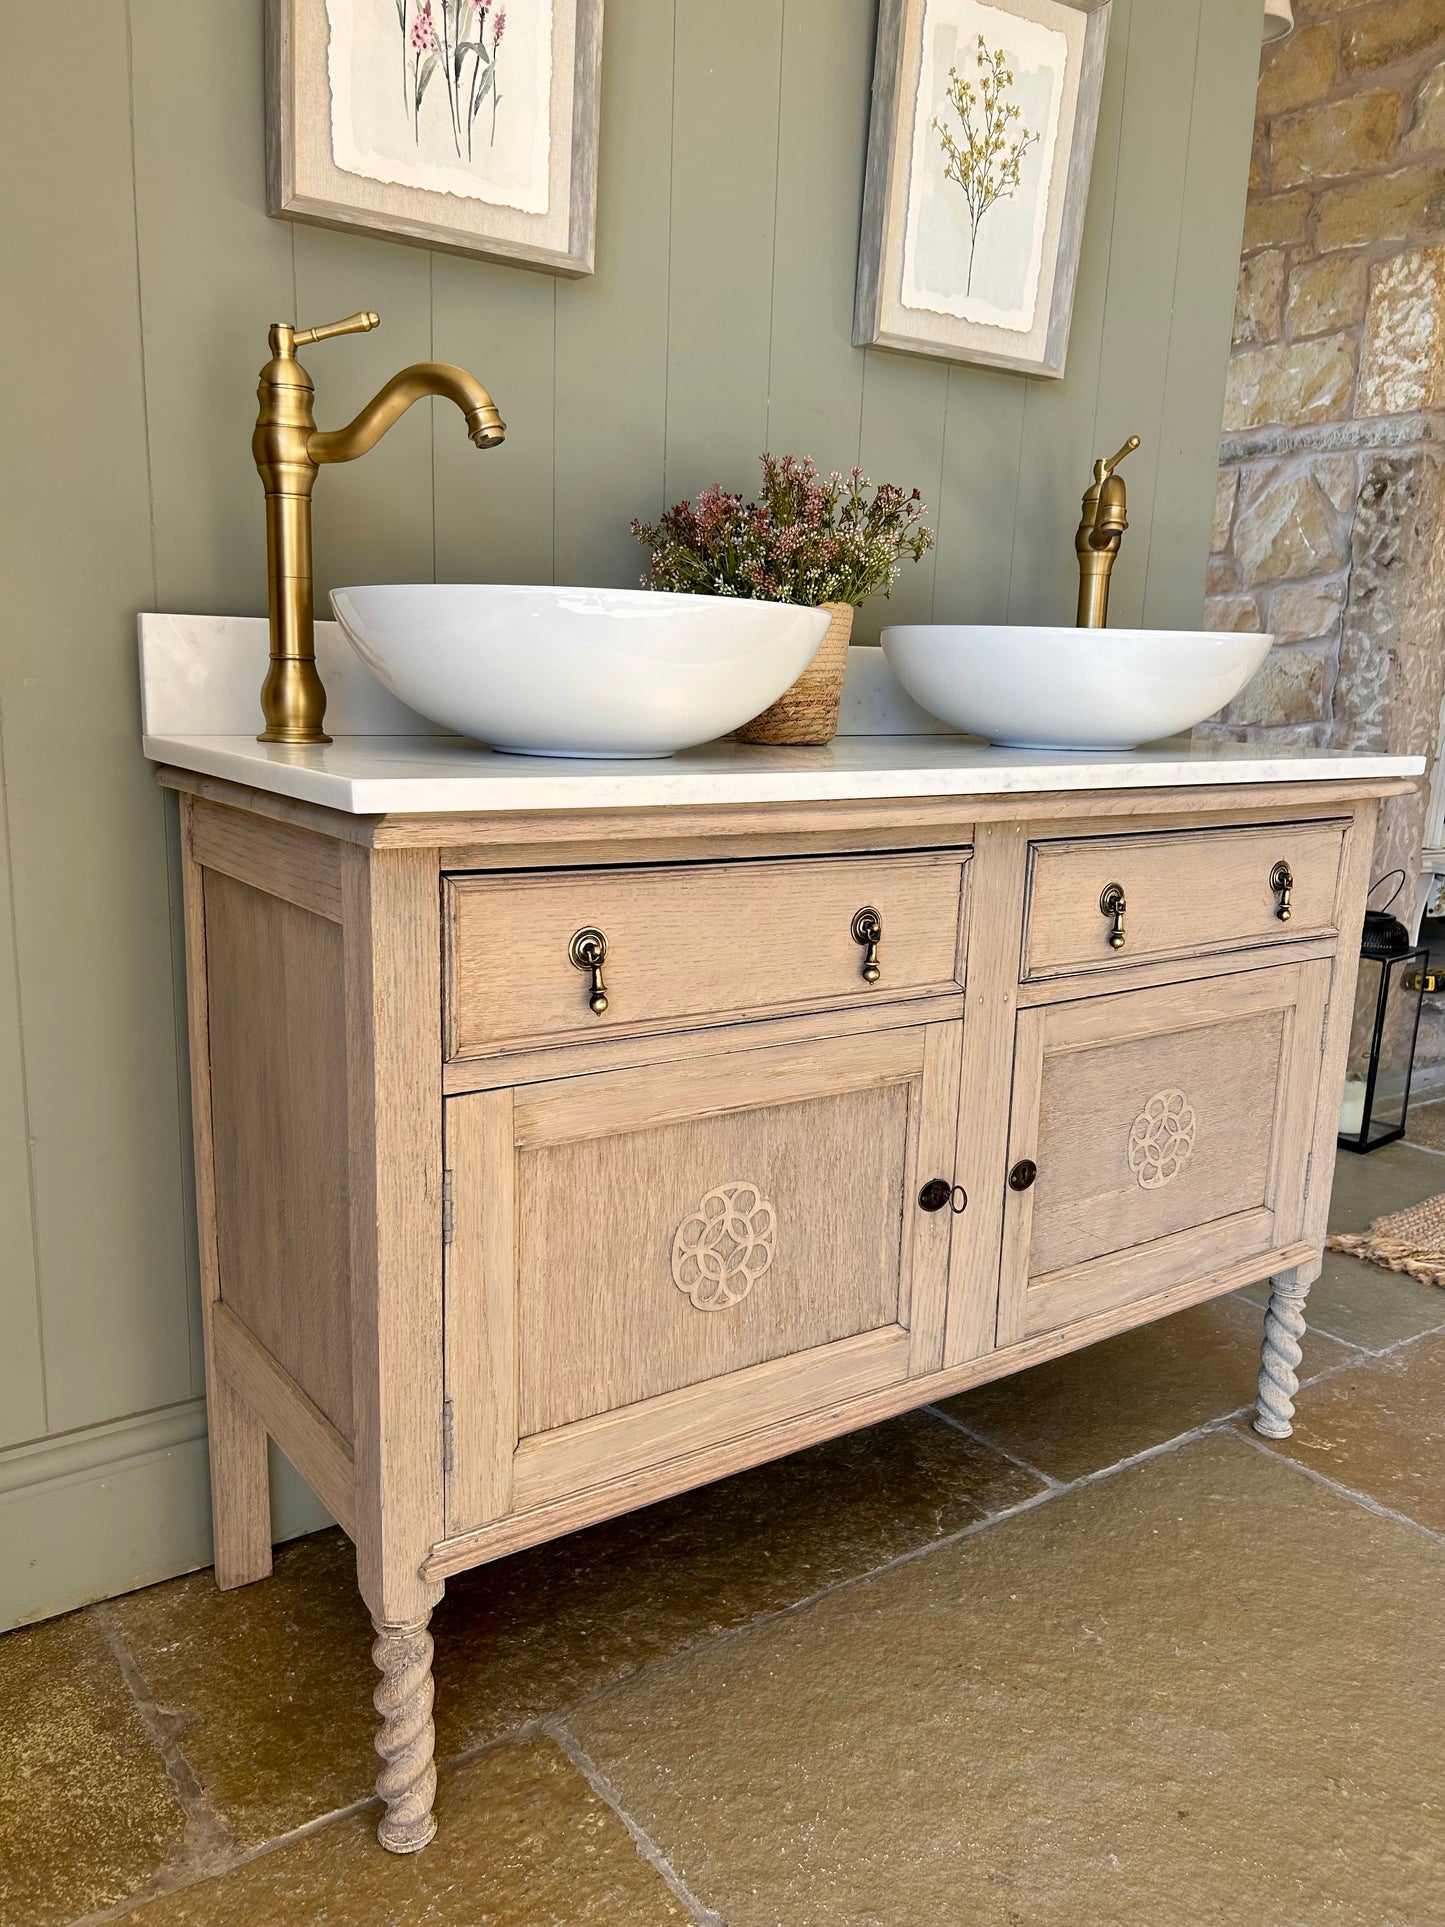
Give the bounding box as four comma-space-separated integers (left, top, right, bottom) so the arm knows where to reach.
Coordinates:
734, 602, 855, 746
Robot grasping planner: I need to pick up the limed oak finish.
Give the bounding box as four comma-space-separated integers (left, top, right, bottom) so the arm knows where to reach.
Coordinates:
165, 765, 1403, 1853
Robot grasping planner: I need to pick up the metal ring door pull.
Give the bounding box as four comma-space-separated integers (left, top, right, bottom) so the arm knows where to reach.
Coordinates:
1270, 860, 1294, 922
1099, 882, 1127, 951
568, 926, 610, 1015
919, 1179, 968, 1213
852, 906, 883, 984
1008, 1159, 1038, 1192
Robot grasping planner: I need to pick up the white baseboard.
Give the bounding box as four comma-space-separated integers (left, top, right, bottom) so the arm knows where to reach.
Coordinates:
0, 1399, 334, 1631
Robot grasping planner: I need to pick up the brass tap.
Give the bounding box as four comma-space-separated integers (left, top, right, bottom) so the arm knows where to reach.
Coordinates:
1074, 435, 1140, 630
251, 311, 506, 744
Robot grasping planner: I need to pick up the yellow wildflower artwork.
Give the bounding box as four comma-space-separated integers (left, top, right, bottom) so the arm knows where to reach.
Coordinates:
855, 0, 1112, 378
934, 37, 1041, 297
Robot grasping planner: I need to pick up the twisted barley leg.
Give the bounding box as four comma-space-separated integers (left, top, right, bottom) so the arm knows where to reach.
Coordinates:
372, 1615, 437, 1853
1254, 1273, 1312, 1439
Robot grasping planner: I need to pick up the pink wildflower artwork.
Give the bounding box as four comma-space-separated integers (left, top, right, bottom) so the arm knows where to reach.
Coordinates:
392, 0, 510, 161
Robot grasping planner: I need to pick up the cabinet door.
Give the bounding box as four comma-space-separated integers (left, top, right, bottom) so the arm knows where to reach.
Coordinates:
443, 1023, 961, 1535
997, 961, 1330, 1345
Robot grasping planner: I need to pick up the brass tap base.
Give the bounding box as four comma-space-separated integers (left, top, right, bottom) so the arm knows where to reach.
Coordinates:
258, 654, 331, 745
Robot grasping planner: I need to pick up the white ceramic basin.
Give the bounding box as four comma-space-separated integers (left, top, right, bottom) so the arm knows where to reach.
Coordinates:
329, 584, 829, 757
880, 624, 1274, 751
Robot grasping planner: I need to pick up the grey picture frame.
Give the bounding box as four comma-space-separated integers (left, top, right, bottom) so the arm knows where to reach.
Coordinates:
855, 0, 1111, 378
265, 0, 604, 278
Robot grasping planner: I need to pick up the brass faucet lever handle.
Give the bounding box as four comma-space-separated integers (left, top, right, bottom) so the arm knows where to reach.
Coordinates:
1096, 434, 1141, 480
294, 311, 381, 348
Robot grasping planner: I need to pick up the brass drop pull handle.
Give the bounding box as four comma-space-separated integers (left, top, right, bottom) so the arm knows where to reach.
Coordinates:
852, 906, 883, 984
1100, 882, 1127, 951
568, 927, 610, 1016
1008, 1159, 1038, 1192
1270, 860, 1294, 922
918, 1179, 968, 1213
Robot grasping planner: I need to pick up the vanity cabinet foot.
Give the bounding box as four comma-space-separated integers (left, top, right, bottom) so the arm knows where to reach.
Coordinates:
1253, 1265, 1316, 1440
371, 1613, 440, 1854
204, 1374, 274, 1592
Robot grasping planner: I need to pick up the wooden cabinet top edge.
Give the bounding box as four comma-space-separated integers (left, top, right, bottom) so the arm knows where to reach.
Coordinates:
159, 765, 1414, 860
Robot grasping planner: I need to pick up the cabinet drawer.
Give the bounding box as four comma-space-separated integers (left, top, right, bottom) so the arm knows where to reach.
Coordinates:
442, 1025, 961, 1533
445, 852, 968, 1059
1022, 819, 1347, 981
997, 961, 1330, 1344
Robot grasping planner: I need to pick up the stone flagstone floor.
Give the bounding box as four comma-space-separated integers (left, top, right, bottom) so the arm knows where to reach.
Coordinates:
4, 1142, 1444, 1926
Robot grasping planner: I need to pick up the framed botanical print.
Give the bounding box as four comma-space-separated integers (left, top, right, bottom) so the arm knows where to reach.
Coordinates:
855, 0, 1111, 377
265, 0, 604, 276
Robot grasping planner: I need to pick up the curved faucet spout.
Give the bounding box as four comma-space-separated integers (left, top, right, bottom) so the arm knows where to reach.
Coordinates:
309, 362, 507, 465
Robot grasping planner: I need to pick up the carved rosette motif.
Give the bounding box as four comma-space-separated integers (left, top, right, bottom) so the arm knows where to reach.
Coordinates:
671, 1181, 777, 1312
1127, 1088, 1197, 1190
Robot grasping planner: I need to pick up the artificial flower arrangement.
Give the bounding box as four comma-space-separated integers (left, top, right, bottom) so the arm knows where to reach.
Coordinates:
632, 453, 935, 743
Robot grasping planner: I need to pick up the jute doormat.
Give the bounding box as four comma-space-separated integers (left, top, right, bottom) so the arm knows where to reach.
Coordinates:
1329, 1191, 1445, 1289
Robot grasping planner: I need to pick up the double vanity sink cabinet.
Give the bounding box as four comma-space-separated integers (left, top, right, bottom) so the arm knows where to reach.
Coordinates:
164, 757, 1405, 1853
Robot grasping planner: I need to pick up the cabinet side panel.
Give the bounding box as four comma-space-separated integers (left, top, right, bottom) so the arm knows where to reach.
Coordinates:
204, 869, 353, 1440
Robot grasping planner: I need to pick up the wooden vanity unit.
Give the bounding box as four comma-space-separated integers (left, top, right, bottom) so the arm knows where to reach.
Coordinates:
156, 720, 1413, 1853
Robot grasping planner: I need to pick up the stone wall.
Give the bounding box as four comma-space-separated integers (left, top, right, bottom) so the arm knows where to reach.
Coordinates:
1206, 0, 1445, 937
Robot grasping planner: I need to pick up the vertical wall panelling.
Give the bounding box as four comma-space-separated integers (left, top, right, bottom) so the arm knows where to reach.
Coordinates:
0, 742, 44, 1448
1, 0, 192, 1432
663, 0, 785, 502
764, 0, 874, 476
0, 0, 1261, 1628
1141, 0, 1261, 630
1006, 0, 1132, 627
1087, 0, 1204, 630
129, 0, 297, 618
433, 257, 558, 587
931, 366, 1028, 626
554, 0, 675, 587
856, 351, 950, 641
294, 229, 438, 604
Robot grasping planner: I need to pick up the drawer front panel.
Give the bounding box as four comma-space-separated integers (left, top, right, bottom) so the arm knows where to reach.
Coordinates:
443, 1023, 961, 1535
998, 961, 1330, 1343
1022, 820, 1346, 980
446, 852, 968, 1058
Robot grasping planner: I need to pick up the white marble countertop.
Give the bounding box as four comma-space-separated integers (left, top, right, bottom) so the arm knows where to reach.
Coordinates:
141, 727, 1423, 816
140, 615, 1424, 817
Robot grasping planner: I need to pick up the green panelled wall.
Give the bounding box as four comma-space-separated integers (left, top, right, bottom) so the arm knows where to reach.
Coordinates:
0, 0, 1263, 1627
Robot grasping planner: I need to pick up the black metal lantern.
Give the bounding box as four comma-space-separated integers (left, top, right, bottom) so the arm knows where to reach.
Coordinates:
1338, 872, 1428, 1153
